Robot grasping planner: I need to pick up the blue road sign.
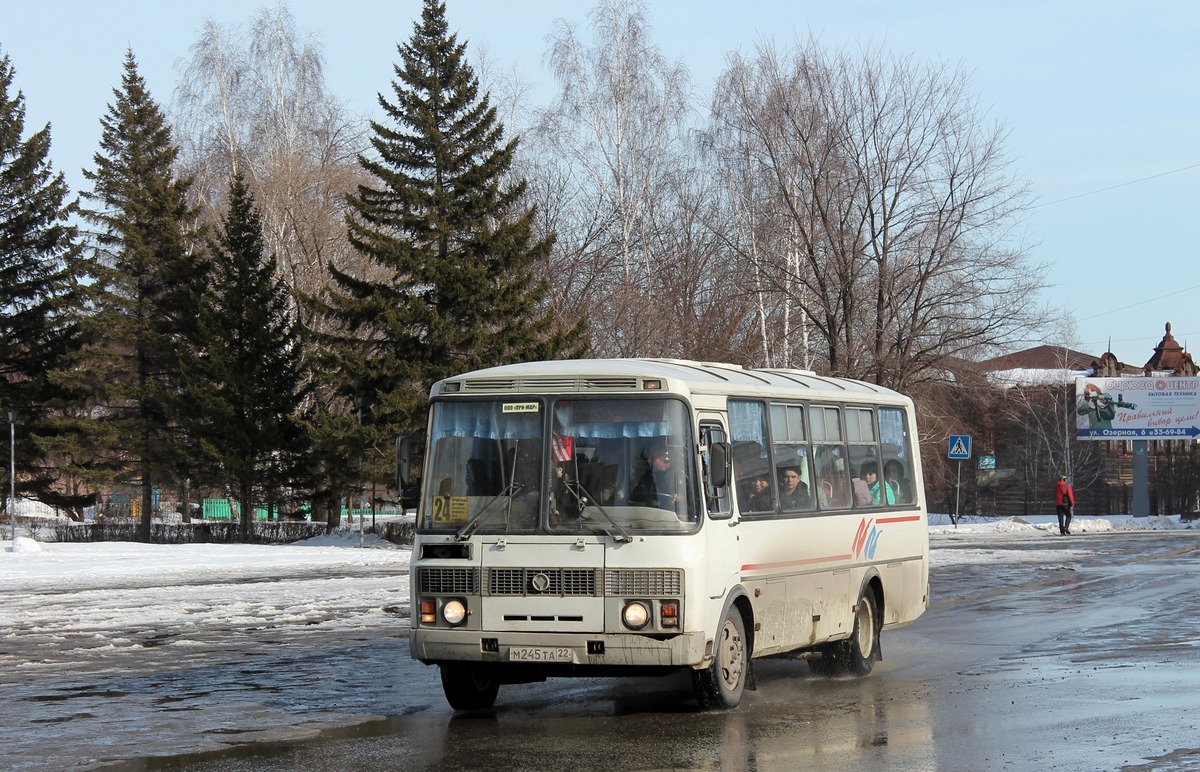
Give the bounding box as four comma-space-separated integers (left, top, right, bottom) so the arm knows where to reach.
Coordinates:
948, 435, 972, 460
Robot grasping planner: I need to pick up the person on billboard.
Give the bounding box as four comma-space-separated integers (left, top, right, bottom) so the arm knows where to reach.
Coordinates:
1077, 383, 1139, 430
1054, 475, 1075, 535
1076, 383, 1117, 429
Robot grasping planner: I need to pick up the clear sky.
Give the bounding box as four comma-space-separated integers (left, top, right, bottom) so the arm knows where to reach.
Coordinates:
4, 0, 1198, 367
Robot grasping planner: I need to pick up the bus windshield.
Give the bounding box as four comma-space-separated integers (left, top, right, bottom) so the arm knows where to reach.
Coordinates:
420, 396, 698, 535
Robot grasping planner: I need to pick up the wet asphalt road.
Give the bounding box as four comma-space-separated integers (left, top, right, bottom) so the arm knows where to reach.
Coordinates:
3, 529, 1199, 771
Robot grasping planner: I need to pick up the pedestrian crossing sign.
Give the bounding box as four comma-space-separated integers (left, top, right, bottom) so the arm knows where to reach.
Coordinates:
948, 435, 972, 459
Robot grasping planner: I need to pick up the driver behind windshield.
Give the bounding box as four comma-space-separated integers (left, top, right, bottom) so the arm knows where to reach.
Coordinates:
630, 438, 680, 511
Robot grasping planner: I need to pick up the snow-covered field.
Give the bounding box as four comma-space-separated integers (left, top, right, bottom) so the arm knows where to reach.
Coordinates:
926, 512, 1192, 565
2, 529, 408, 590
3, 513, 1191, 590
0, 513, 1194, 771
0, 531, 413, 675
2, 513, 1191, 658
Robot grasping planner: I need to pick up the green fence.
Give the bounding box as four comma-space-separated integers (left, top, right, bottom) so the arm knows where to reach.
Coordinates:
198, 500, 373, 521
200, 499, 297, 521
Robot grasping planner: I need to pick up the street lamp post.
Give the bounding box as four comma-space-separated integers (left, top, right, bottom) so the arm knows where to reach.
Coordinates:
8, 410, 15, 548
354, 395, 364, 548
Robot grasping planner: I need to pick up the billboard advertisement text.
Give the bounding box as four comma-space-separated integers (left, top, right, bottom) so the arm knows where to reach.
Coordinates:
1075, 377, 1200, 440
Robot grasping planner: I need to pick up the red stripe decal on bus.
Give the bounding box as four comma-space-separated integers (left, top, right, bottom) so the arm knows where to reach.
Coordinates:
876, 515, 922, 524
741, 554, 852, 571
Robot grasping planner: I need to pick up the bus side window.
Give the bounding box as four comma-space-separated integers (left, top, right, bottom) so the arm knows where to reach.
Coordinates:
729, 399, 770, 515
814, 444, 850, 509
878, 407, 915, 506
701, 422, 731, 518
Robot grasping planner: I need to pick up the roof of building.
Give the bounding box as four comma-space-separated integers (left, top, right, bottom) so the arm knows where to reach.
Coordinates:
976, 345, 1098, 372
975, 323, 1196, 385
1143, 322, 1197, 375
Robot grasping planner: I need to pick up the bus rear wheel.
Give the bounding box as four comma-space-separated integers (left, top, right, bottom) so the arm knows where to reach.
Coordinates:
810, 587, 879, 677
692, 607, 747, 709
439, 662, 500, 711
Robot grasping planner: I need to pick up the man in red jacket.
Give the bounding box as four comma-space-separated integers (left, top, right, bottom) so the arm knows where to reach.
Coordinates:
1054, 475, 1075, 535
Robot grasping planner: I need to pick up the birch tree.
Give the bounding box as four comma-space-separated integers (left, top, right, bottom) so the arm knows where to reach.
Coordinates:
533, 0, 693, 356
174, 3, 366, 319
709, 38, 1049, 388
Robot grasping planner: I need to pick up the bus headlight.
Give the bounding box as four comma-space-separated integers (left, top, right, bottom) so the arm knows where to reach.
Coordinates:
442, 599, 467, 626
622, 601, 650, 630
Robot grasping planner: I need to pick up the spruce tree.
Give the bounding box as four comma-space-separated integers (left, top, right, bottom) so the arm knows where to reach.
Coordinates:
0, 49, 84, 510
75, 51, 205, 541
321, 0, 586, 437
184, 172, 308, 541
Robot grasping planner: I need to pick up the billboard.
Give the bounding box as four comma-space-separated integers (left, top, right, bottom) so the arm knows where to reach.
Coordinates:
1075, 376, 1200, 440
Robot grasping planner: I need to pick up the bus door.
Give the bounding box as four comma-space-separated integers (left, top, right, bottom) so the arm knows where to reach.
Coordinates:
699, 416, 740, 601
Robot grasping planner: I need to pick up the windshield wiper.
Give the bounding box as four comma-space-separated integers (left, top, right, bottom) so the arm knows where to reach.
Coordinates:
562, 479, 632, 543
455, 481, 524, 541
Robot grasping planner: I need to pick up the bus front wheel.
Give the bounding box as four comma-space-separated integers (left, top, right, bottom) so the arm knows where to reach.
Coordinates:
810, 587, 879, 677
692, 606, 748, 709
439, 662, 500, 711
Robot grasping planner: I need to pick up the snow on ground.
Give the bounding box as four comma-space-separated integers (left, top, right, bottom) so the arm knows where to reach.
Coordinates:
3, 531, 406, 588
0, 515, 1192, 670
926, 512, 1191, 566
927, 512, 1189, 534
0, 531, 413, 673
3, 514, 1191, 586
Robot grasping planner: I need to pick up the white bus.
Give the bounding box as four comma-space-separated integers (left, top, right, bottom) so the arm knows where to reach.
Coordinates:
407, 359, 928, 710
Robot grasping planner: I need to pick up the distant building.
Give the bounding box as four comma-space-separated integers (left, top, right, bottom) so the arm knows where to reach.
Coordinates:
973, 323, 1197, 517
1139, 322, 1198, 377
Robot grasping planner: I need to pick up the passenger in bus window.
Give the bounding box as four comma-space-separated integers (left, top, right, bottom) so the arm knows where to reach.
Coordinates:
883, 459, 910, 503
860, 461, 895, 505
630, 439, 679, 510
817, 466, 846, 508
732, 441, 765, 510
777, 464, 811, 510
851, 467, 873, 506
747, 469, 772, 511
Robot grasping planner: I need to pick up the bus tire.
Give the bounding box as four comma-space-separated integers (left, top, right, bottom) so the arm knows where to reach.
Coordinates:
439, 662, 500, 711
810, 586, 879, 677
692, 606, 748, 709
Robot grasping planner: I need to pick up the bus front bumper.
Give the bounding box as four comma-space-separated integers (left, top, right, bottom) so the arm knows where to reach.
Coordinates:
410, 628, 709, 669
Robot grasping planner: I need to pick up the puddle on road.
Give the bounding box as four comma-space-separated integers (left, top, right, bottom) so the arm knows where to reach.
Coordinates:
30, 711, 96, 724
25, 688, 128, 702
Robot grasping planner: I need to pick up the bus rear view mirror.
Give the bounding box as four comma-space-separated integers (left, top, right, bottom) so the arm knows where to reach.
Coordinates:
709, 442, 729, 488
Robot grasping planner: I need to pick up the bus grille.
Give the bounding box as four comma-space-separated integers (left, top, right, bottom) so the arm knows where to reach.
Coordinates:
583, 377, 640, 390
459, 378, 518, 392
420, 567, 682, 597
520, 378, 579, 390
604, 569, 683, 596
519, 376, 638, 391
486, 568, 599, 596
418, 567, 479, 594
457, 376, 642, 392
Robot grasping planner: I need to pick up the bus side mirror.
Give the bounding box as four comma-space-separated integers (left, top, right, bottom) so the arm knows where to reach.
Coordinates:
397, 435, 412, 488
709, 442, 729, 488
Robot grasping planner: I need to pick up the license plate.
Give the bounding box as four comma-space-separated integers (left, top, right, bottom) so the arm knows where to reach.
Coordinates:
508, 646, 574, 663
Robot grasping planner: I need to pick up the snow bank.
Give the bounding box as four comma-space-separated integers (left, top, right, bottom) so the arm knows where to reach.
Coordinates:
6, 535, 43, 554
928, 513, 1189, 536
